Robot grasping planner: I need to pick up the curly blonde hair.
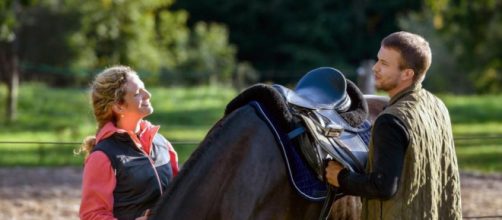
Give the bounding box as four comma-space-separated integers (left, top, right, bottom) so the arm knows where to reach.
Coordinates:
77, 65, 137, 157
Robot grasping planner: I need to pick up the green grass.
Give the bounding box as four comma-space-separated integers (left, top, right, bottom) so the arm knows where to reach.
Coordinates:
0, 83, 236, 166
441, 94, 502, 173
0, 85, 501, 173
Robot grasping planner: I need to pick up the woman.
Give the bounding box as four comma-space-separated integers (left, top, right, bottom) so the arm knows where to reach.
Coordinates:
78, 65, 178, 220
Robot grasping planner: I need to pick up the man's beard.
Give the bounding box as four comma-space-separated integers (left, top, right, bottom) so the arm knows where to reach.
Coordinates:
376, 79, 399, 92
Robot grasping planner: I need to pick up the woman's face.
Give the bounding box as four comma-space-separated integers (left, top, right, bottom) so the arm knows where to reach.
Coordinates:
116, 74, 153, 121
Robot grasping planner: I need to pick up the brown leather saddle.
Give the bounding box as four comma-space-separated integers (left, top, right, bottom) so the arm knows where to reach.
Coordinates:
273, 67, 369, 179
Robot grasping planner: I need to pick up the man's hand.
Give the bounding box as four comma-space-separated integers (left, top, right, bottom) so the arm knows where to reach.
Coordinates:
325, 160, 344, 187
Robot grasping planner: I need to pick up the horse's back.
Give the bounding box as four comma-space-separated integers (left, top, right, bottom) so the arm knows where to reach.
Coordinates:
363, 95, 389, 123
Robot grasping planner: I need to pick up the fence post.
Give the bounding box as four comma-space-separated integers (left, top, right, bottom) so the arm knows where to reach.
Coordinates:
356, 60, 376, 94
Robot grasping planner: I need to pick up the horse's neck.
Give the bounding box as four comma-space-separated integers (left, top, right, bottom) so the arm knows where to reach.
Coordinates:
155, 105, 319, 219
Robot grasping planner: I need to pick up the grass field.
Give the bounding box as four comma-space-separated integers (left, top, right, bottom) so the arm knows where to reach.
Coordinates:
440, 95, 502, 172
0, 83, 236, 166
0, 84, 501, 172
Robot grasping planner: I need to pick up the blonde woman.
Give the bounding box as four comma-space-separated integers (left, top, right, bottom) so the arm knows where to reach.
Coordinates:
79, 66, 178, 220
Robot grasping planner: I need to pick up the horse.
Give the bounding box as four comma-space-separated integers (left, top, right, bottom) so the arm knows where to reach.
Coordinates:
152, 71, 388, 220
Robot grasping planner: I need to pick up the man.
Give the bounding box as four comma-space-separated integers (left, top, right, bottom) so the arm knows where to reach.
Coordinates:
325, 31, 462, 219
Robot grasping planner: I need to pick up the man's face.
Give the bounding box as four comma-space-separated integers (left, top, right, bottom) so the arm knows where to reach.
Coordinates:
372, 46, 405, 94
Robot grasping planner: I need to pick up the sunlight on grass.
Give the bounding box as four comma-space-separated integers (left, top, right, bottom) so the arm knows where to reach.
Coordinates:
453, 123, 502, 136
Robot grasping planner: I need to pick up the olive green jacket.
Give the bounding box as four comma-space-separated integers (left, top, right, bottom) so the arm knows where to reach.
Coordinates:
362, 84, 462, 220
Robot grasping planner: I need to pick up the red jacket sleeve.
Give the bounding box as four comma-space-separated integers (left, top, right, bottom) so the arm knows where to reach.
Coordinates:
166, 140, 179, 176
79, 151, 117, 220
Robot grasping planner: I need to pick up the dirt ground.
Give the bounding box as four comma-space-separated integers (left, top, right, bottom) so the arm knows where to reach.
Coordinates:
0, 167, 501, 220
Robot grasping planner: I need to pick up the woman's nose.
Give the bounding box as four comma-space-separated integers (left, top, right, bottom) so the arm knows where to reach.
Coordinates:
144, 89, 151, 99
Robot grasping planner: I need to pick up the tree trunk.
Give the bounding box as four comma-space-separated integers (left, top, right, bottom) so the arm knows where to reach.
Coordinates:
6, 56, 19, 123
0, 41, 19, 123
1, 0, 21, 123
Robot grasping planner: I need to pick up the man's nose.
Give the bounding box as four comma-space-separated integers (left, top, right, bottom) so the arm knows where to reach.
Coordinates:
372, 63, 378, 74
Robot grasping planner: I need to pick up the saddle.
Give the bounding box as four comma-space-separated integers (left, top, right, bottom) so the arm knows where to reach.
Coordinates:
224, 67, 370, 220
274, 67, 370, 178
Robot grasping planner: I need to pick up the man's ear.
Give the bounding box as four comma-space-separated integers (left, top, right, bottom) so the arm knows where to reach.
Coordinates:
402, 69, 415, 81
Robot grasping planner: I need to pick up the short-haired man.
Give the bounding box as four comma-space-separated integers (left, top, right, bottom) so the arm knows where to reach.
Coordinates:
325, 31, 462, 219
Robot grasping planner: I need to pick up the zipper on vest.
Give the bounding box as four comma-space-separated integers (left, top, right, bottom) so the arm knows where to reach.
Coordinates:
126, 131, 164, 195
139, 148, 164, 196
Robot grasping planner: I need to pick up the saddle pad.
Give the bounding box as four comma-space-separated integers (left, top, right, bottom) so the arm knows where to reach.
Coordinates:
248, 101, 328, 202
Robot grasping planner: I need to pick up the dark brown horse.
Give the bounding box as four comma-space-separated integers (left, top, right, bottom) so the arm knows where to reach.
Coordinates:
152, 94, 388, 220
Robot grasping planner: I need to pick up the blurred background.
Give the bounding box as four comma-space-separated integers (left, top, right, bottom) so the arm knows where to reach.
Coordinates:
0, 0, 501, 219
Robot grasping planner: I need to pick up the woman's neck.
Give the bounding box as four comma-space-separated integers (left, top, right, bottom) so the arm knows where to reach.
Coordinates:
116, 118, 141, 134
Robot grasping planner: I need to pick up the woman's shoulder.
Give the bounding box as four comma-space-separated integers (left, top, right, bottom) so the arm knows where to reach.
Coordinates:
91, 133, 134, 159
85, 150, 111, 165
153, 133, 171, 147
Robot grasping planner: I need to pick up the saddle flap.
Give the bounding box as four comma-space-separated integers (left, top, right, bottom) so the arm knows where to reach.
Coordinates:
299, 114, 368, 173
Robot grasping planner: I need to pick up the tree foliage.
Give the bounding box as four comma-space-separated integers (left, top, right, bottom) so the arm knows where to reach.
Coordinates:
424, 0, 502, 93
173, 0, 422, 83
0, 0, 37, 122
2, 0, 502, 94
10, 0, 238, 86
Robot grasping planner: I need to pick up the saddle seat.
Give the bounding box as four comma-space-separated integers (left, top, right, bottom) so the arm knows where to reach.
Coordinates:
274, 67, 351, 112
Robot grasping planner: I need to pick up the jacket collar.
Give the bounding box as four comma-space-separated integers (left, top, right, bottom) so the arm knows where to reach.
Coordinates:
389, 83, 422, 105
96, 120, 160, 154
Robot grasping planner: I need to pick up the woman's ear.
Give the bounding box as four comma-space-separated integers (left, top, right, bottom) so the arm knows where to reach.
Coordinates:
112, 103, 122, 115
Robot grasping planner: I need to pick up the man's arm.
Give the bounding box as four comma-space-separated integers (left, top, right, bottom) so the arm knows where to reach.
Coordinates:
331, 114, 409, 200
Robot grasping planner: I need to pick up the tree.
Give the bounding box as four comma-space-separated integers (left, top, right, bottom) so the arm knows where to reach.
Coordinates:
8, 0, 238, 87
398, 10, 470, 93
0, 0, 25, 123
173, 0, 422, 83
65, 0, 238, 86
425, 0, 502, 93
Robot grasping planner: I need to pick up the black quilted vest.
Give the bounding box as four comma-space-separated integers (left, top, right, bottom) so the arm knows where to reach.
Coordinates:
92, 132, 174, 220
